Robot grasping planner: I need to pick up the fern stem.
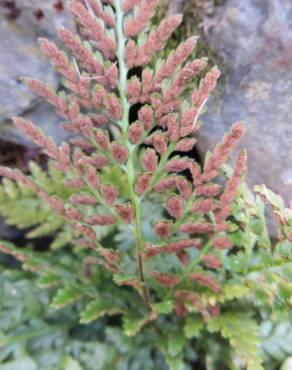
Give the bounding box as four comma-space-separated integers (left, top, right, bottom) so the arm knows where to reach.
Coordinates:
115, 0, 150, 309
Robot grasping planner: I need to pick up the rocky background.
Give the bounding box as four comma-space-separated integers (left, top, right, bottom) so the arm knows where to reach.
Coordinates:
166, 0, 291, 206
0, 0, 291, 228
0, 0, 72, 238
0, 0, 72, 145
196, 0, 292, 206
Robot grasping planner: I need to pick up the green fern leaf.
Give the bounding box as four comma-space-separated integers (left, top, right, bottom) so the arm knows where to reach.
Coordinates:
80, 300, 124, 324
122, 313, 149, 337
167, 329, 186, 357
51, 286, 80, 308
208, 312, 264, 370
164, 355, 184, 370
26, 216, 64, 238
37, 273, 60, 288
184, 314, 204, 339
254, 185, 284, 214
222, 283, 250, 301
151, 300, 174, 314
261, 321, 292, 365
51, 228, 78, 250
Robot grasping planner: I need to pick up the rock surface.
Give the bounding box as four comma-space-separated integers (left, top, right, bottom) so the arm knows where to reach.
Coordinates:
0, 0, 71, 145
197, 0, 292, 203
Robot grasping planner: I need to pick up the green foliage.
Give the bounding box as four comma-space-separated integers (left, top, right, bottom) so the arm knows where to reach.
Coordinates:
152, 300, 174, 315
254, 185, 292, 241
0, 269, 171, 370
123, 314, 150, 337
261, 321, 292, 369
184, 315, 204, 339
51, 286, 81, 308
0, 162, 74, 249
0, 162, 124, 250
167, 329, 186, 357
208, 312, 263, 370
254, 185, 285, 215
0, 153, 289, 361
80, 300, 124, 324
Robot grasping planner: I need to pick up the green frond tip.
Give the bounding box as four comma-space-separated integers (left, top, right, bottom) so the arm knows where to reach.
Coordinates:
184, 314, 204, 339
80, 300, 124, 324
167, 329, 186, 357
164, 355, 184, 370
207, 312, 264, 370
51, 286, 80, 308
37, 273, 60, 288
151, 300, 174, 315
122, 313, 150, 337
254, 184, 284, 214
222, 283, 250, 301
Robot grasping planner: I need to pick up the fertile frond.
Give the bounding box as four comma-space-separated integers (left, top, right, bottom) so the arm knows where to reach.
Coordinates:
0, 1, 290, 369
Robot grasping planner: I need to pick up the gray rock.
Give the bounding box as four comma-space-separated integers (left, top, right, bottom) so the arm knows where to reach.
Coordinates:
9, 0, 71, 37
197, 0, 292, 203
0, 1, 72, 146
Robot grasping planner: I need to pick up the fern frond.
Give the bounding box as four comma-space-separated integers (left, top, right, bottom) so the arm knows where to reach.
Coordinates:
208, 312, 264, 370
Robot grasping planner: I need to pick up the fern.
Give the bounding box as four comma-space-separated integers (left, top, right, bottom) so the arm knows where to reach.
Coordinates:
0, 162, 71, 244
0, 1, 291, 369
0, 161, 120, 249
208, 312, 263, 370
261, 321, 292, 369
